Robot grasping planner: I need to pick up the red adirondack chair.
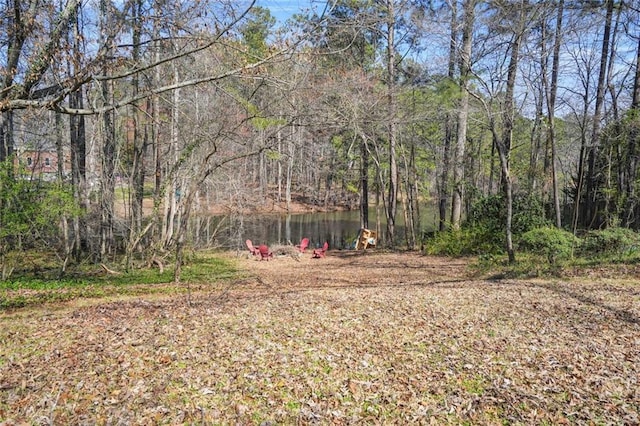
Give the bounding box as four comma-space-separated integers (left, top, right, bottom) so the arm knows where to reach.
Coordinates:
296, 237, 310, 253
312, 241, 328, 259
258, 244, 273, 261
246, 239, 260, 256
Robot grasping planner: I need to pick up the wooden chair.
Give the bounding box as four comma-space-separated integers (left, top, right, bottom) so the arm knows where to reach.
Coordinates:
296, 237, 310, 253
258, 244, 273, 261
246, 239, 260, 256
355, 228, 377, 250
311, 241, 328, 259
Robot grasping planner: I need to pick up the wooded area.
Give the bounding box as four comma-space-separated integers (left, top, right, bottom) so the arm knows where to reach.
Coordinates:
1, 0, 640, 277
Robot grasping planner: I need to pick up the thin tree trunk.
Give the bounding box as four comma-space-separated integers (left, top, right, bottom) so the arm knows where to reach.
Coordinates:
386, 0, 398, 247
360, 133, 369, 229
163, 64, 181, 247
152, 17, 162, 247
529, 38, 544, 193
69, 66, 86, 260
496, 0, 528, 264
584, 0, 614, 228
402, 143, 417, 249
131, 0, 144, 234
452, 0, 475, 230
438, 0, 458, 231
543, 0, 564, 228
99, 0, 115, 259
126, 0, 146, 269
55, 111, 71, 274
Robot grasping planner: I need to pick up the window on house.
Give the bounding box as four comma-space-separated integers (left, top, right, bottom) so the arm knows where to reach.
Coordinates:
45, 157, 50, 166
27, 157, 32, 166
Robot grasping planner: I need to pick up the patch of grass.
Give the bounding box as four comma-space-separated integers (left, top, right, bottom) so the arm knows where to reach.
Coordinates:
471, 250, 640, 279
285, 400, 301, 410
0, 252, 239, 311
474, 253, 568, 279
461, 376, 486, 396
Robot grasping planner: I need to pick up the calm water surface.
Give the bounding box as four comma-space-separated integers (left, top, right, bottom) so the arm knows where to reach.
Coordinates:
199, 206, 437, 251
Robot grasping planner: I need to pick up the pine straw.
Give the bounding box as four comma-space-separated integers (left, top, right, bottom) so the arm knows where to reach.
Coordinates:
1, 251, 639, 425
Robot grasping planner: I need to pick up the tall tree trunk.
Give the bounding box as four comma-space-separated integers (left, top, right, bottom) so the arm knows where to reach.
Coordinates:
604, 3, 622, 227
530, 18, 544, 192
55, 111, 71, 274
67, 3, 87, 261
99, 0, 116, 259
542, 0, 564, 228
163, 64, 181, 248
529, 91, 543, 192
153, 112, 162, 239
438, 0, 458, 231
572, 113, 590, 235
152, 16, 162, 247
385, 0, 398, 247
584, 0, 614, 228
129, 0, 145, 250
402, 143, 417, 249
452, 0, 475, 230
496, 1, 528, 264
100, 103, 116, 258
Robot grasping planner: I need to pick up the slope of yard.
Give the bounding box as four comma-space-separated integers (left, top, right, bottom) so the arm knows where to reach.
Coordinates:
1, 251, 639, 424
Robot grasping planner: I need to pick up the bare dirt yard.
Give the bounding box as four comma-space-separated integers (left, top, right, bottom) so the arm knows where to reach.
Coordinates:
1, 251, 639, 425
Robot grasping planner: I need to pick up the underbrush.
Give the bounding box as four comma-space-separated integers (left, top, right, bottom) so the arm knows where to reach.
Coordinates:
426, 226, 640, 279
0, 251, 239, 311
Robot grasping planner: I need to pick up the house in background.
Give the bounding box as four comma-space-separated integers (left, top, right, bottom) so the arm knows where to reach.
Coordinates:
16, 149, 70, 180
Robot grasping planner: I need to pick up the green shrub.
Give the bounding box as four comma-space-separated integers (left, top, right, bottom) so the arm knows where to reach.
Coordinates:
427, 193, 552, 257
518, 227, 579, 264
425, 226, 504, 257
0, 162, 79, 252
579, 227, 640, 257
468, 193, 551, 236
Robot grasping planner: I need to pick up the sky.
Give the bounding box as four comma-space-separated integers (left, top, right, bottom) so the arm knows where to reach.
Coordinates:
255, 0, 328, 23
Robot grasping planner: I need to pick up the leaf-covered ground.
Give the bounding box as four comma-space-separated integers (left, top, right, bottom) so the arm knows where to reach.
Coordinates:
1, 251, 639, 425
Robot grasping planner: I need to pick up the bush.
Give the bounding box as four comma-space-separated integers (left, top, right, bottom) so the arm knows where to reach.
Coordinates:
425, 226, 504, 257
468, 193, 551, 236
518, 227, 579, 264
579, 227, 640, 257
427, 193, 553, 257
0, 162, 79, 251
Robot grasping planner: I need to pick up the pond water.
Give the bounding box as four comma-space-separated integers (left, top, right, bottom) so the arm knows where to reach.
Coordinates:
196, 206, 438, 251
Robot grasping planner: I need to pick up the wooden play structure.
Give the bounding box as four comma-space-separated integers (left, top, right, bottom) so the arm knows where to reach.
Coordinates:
355, 228, 377, 250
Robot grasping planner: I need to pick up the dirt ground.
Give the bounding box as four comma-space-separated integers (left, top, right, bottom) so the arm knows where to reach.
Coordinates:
1, 251, 639, 425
